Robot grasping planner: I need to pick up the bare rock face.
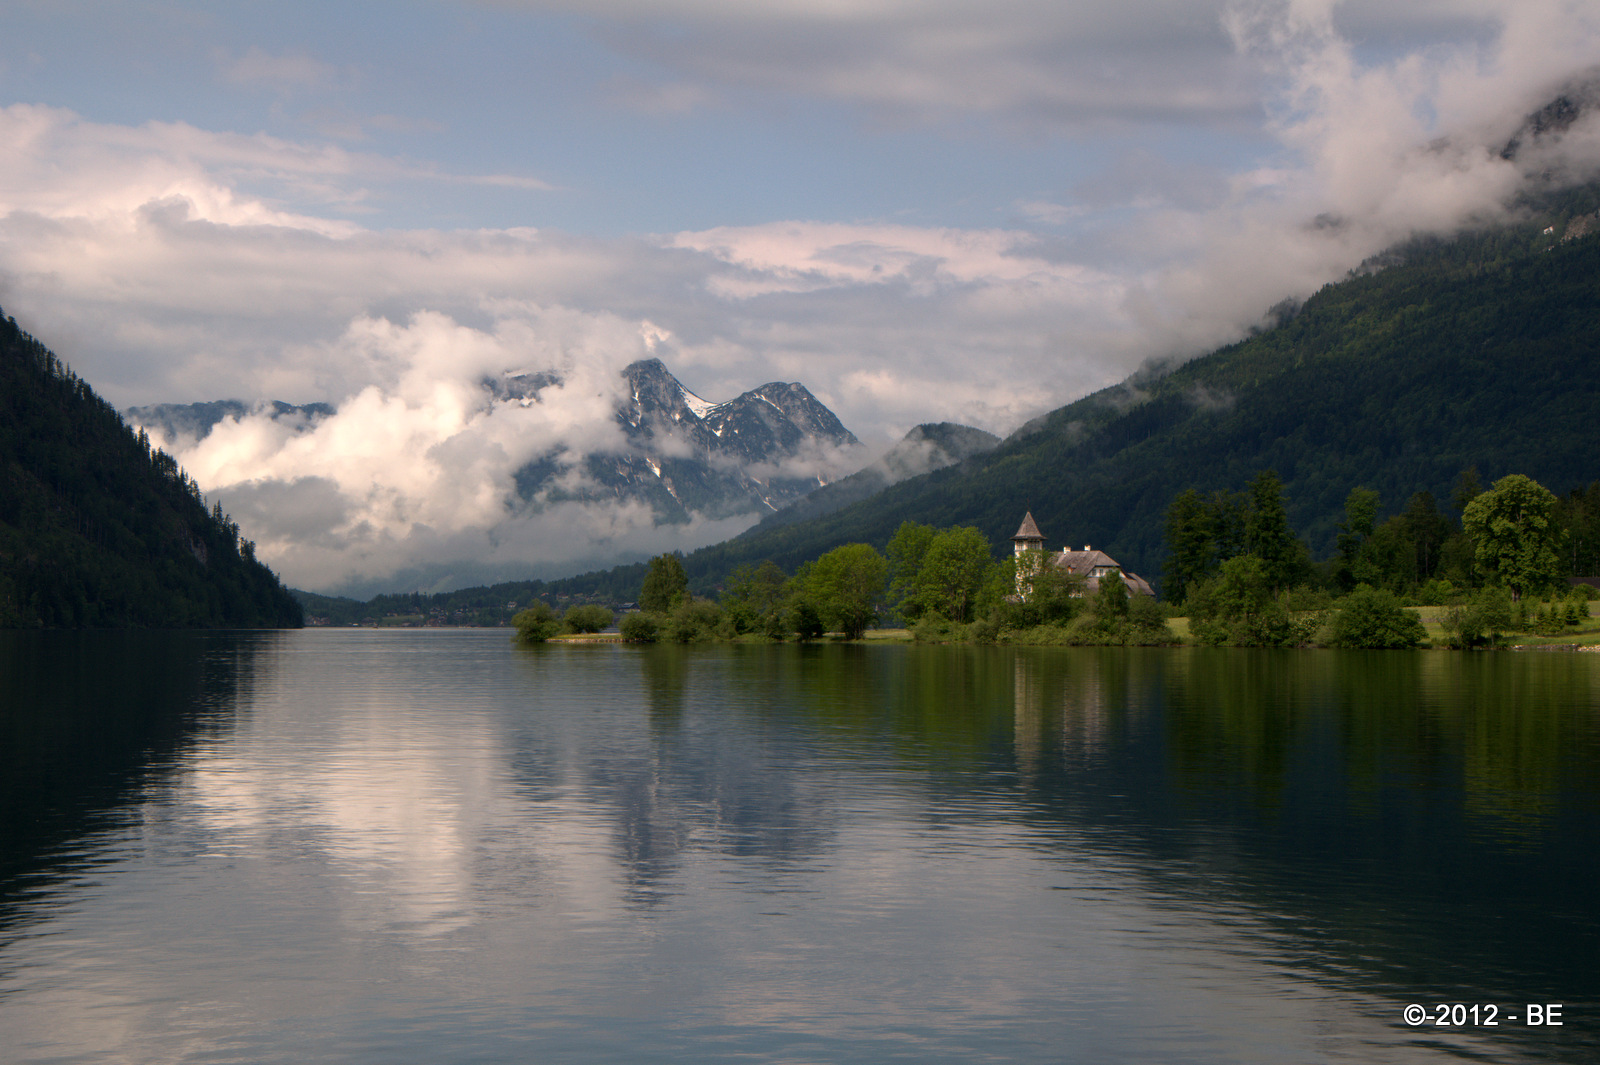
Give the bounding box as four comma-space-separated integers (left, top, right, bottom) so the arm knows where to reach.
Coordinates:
1563, 212, 1600, 242
522, 358, 863, 523
1500, 74, 1600, 162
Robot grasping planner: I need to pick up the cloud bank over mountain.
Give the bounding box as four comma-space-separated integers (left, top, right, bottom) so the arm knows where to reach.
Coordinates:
3, 0, 1600, 592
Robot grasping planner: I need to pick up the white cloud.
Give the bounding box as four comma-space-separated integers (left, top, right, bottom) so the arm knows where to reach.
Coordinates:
5, 1, 1600, 591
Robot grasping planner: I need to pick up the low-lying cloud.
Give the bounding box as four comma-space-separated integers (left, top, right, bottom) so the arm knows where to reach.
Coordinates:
4, 0, 1600, 593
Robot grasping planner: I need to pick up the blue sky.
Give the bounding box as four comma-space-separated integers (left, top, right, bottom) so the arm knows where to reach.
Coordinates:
3, 1, 1598, 592
3, 1, 1275, 235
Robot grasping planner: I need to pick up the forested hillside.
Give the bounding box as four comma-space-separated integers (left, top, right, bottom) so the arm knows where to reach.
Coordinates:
665, 187, 1600, 592
0, 312, 302, 628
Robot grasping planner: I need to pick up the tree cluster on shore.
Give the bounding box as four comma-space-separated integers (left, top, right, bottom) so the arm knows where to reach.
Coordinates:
510, 465, 1596, 652
1164, 469, 1594, 649
516, 521, 1176, 646
512, 602, 615, 643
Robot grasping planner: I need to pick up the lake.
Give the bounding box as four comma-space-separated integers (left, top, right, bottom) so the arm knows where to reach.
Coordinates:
1, 630, 1596, 1063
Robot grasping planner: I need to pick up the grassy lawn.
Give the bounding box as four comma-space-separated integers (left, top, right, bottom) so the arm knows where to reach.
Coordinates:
1408, 605, 1600, 648
1160, 606, 1600, 649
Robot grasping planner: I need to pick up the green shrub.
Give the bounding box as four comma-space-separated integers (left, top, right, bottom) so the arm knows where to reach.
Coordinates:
1441, 587, 1514, 649
1328, 586, 1427, 649
1127, 594, 1168, 632
964, 616, 1002, 644
1417, 578, 1456, 606
1285, 585, 1334, 612
619, 612, 660, 643
662, 598, 724, 643
911, 615, 957, 643
563, 603, 614, 634
788, 599, 825, 641
512, 602, 561, 643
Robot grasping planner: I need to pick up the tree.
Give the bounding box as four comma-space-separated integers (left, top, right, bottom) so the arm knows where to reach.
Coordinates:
788, 597, 825, 640
720, 560, 788, 635
1555, 482, 1600, 578
905, 526, 993, 623
1462, 474, 1564, 601
802, 543, 888, 639
1162, 489, 1215, 604
886, 520, 937, 618
1441, 586, 1514, 648
619, 612, 660, 642
1091, 573, 1130, 621
991, 556, 1085, 629
1452, 466, 1483, 517
1334, 487, 1380, 590
640, 553, 689, 613
1397, 491, 1452, 585
662, 597, 725, 642
1245, 470, 1297, 592
513, 602, 561, 643
1187, 555, 1308, 647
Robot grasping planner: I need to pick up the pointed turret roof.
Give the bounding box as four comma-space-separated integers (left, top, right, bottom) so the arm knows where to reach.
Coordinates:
1013, 511, 1044, 540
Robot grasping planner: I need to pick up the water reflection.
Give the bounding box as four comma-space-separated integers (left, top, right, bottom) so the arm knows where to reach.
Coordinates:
1, 634, 1596, 1064
0, 631, 274, 929
513, 644, 837, 908
766, 645, 1600, 1060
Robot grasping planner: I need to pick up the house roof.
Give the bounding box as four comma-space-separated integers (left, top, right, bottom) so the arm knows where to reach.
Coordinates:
1054, 548, 1120, 575
1012, 511, 1044, 540
1052, 548, 1156, 597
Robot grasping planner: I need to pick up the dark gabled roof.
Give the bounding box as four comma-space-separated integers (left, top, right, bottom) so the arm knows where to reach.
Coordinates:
1013, 511, 1044, 540
1054, 548, 1120, 575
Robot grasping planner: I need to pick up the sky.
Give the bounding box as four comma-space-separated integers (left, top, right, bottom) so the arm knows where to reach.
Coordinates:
4, 0, 1600, 595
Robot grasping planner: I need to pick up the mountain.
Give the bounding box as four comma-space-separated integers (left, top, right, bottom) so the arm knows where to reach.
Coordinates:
517, 358, 862, 522
0, 312, 303, 628
123, 399, 335, 443
655, 183, 1600, 593
129, 358, 863, 529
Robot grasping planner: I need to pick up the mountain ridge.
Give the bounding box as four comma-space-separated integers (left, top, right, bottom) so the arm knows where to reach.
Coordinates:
0, 312, 303, 628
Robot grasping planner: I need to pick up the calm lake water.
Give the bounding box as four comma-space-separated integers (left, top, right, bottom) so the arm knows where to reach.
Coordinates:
1, 630, 1596, 1064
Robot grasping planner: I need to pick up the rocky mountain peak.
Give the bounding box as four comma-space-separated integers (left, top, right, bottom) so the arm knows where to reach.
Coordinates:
1501, 74, 1600, 160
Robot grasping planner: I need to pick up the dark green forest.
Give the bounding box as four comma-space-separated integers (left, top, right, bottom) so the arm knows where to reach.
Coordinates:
0, 312, 302, 628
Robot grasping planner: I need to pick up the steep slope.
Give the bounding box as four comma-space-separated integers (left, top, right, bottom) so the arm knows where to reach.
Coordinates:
673, 188, 1600, 592
752, 422, 1000, 530
0, 313, 303, 628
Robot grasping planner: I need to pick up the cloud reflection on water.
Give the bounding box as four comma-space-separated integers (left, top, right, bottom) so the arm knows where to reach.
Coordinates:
1, 634, 1597, 1063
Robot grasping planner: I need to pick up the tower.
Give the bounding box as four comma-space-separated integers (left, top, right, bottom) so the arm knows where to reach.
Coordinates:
1012, 511, 1045, 558
1012, 511, 1047, 598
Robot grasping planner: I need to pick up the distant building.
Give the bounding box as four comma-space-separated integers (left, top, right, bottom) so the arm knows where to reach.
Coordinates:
1011, 511, 1155, 597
